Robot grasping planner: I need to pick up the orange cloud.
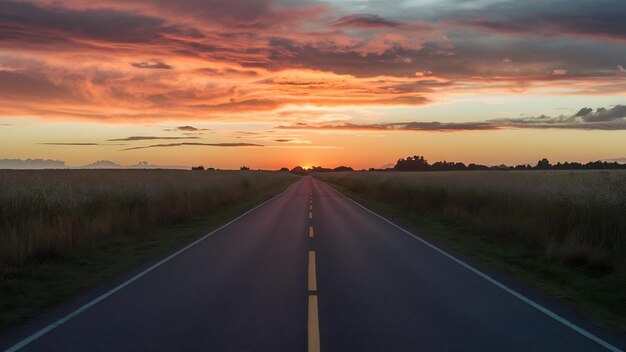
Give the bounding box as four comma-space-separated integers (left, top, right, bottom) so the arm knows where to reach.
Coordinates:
0, 0, 624, 125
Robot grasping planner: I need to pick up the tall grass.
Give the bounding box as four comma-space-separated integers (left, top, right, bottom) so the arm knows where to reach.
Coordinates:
315, 171, 626, 273
0, 170, 297, 266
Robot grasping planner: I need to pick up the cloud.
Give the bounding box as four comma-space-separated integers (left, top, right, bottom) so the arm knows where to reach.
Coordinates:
484, 104, 626, 130
277, 105, 626, 132
77, 160, 187, 169
0, 71, 69, 102
0, 158, 66, 169
108, 136, 199, 141
164, 125, 211, 132
130, 60, 173, 69
40, 142, 102, 146
277, 121, 499, 132
274, 139, 292, 142
121, 142, 264, 151
574, 105, 626, 122
334, 14, 399, 29
0, 0, 624, 124
445, 0, 626, 42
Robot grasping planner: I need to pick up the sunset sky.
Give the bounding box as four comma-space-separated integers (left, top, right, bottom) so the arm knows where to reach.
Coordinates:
0, 0, 624, 169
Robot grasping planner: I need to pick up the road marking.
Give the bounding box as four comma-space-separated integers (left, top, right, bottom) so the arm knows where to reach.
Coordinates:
325, 182, 623, 352
308, 251, 317, 291
309, 226, 314, 238
310, 204, 313, 211
309, 211, 312, 219
308, 295, 321, 352
4, 183, 298, 352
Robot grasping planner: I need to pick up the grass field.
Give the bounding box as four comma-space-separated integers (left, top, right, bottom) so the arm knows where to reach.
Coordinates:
0, 170, 298, 266
0, 169, 298, 329
315, 170, 626, 329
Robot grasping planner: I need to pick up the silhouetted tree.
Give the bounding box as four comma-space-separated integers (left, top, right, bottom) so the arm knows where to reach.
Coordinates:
279, 167, 289, 171
394, 155, 429, 171
240, 166, 250, 171
191, 165, 204, 170
290, 166, 306, 175
535, 158, 551, 170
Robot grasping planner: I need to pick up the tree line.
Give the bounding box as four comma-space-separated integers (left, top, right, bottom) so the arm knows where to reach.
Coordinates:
389, 156, 626, 171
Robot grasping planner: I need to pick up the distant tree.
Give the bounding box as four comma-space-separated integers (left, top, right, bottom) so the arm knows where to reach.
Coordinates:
535, 158, 551, 170
467, 163, 489, 171
240, 166, 250, 171
191, 165, 205, 170
333, 166, 353, 172
290, 166, 306, 175
394, 155, 429, 171
207, 167, 215, 171
279, 167, 289, 172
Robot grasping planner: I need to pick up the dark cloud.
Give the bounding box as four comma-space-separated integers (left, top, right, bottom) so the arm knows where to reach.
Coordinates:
40, 142, 101, 146
445, 0, 626, 41
130, 61, 173, 69
0, 1, 172, 44
334, 14, 398, 28
108, 136, 199, 141
164, 126, 211, 132
112, 0, 325, 29
0, 71, 68, 101
575, 105, 626, 122
277, 121, 498, 132
259, 37, 458, 78
278, 105, 626, 131
274, 139, 292, 142
121, 142, 264, 151
177, 125, 200, 131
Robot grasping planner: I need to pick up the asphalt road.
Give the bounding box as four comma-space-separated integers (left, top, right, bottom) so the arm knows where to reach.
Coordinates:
1, 176, 624, 351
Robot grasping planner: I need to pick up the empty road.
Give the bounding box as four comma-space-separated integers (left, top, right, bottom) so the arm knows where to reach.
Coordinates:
1, 176, 624, 351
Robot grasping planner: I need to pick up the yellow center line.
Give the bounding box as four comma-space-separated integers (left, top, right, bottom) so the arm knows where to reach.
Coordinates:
310, 204, 313, 211
309, 226, 314, 238
309, 211, 312, 219
308, 251, 320, 351
308, 295, 320, 352
308, 251, 317, 291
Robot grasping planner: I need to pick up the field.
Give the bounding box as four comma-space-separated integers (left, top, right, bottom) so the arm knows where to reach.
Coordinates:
0, 170, 298, 266
315, 170, 626, 272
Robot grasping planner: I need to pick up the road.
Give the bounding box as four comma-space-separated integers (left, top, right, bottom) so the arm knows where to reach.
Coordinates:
1, 176, 624, 351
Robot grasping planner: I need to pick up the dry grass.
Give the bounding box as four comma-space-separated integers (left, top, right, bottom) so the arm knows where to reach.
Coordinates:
0, 170, 297, 266
315, 170, 626, 273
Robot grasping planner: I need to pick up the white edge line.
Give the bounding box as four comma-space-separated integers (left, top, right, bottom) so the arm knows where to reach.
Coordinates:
5, 181, 297, 352
325, 181, 623, 352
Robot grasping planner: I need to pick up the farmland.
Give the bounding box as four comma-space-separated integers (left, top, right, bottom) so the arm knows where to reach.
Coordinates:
0, 170, 298, 266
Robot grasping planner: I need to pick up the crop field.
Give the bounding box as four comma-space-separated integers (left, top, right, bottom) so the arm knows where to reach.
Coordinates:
315, 170, 626, 273
0, 170, 298, 266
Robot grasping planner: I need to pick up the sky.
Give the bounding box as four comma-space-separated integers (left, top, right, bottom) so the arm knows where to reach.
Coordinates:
0, 0, 624, 169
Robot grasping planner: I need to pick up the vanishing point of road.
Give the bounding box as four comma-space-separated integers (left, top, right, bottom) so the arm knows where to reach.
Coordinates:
1, 176, 624, 351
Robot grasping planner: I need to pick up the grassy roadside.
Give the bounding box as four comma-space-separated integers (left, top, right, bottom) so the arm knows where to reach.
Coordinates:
0, 178, 297, 331
322, 180, 626, 332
